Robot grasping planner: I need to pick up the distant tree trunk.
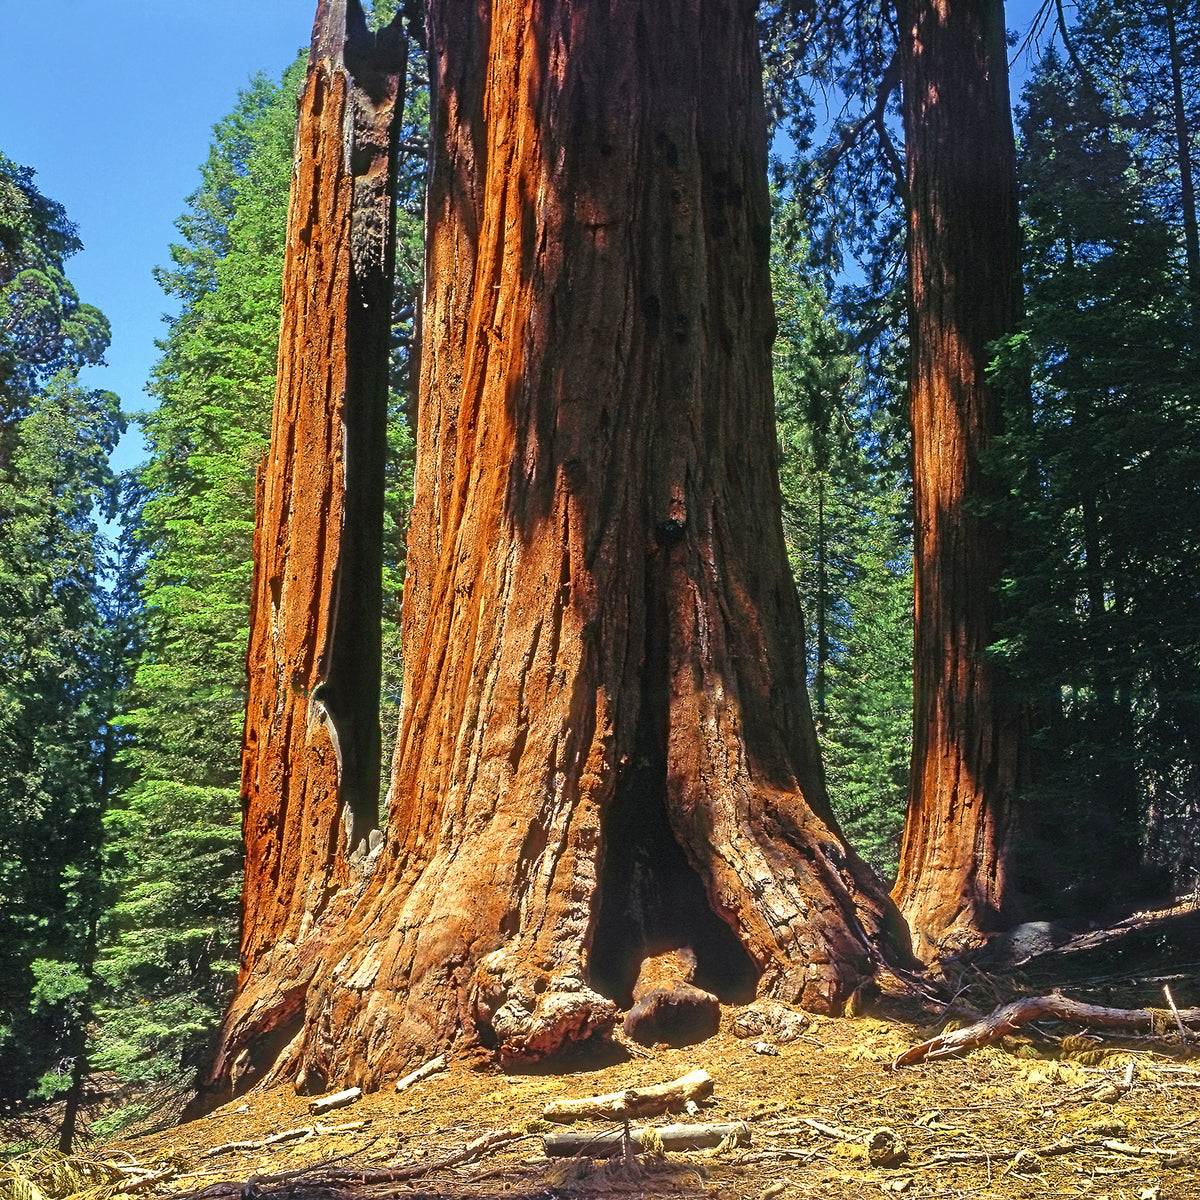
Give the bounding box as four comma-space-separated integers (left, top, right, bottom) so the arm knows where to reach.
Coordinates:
891, 0, 1029, 959
235, 0, 405, 994
203, 0, 910, 1103
1164, 0, 1200, 317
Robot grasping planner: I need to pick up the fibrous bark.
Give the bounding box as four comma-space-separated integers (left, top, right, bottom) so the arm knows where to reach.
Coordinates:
891, 0, 1029, 961
233, 0, 406, 1023
205, 0, 910, 1103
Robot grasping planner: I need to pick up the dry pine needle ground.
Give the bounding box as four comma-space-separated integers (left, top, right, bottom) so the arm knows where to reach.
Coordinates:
7, 906, 1200, 1200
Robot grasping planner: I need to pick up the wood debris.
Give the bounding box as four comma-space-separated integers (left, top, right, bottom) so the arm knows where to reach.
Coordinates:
893, 993, 1200, 1066
395, 1052, 446, 1093
542, 1121, 750, 1157
542, 1069, 714, 1122
307, 1086, 362, 1115
204, 1121, 368, 1157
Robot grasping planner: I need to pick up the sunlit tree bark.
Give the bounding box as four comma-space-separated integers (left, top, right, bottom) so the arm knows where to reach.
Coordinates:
236, 0, 405, 987
204, 0, 910, 1102
891, 0, 1029, 959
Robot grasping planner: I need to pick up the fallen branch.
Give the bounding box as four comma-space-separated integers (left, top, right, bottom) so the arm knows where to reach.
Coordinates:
542, 1121, 749, 1157
920, 1135, 1194, 1169
1164, 984, 1190, 1048
204, 1121, 368, 1157
921, 1136, 1087, 1166
395, 1053, 446, 1093
173, 1145, 373, 1199
324, 1126, 527, 1183
893, 994, 1200, 1067
543, 1069, 713, 1122
308, 1087, 362, 1115
113, 1164, 179, 1193
799, 1117, 859, 1142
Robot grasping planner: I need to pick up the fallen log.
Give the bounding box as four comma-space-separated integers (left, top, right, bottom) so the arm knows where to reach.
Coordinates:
894, 994, 1200, 1067
543, 1069, 714, 1122
543, 1121, 749, 1157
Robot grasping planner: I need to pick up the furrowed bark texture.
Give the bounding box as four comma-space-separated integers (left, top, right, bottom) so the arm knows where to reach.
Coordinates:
891, 0, 1028, 960
232, 0, 405, 1045
204, 0, 910, 1102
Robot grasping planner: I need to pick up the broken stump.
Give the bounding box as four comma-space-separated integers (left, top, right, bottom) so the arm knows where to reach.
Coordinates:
623, 948, 720, 1047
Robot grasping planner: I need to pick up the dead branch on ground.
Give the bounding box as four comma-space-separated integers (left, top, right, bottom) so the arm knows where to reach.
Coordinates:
543, 1069, 714, 1122
204, 1121, 368, 1157
894, 994, 1200, 1067
394, 1053, 446, 1093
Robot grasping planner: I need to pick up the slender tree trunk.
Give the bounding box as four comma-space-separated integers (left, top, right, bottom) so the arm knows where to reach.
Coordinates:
235, 0, 405, 992
202, 0, 910, 1104
891, 0, 1029, 959
1165, 0, 1200, 321
815, 468, 828, 723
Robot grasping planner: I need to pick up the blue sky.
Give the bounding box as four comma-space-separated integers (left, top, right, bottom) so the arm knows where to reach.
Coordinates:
2, 0, 312, 471
3, 0, 1051, 476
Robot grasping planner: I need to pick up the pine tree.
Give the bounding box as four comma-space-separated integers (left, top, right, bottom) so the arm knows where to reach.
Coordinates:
95, 64, 306, 1089
0, 371, 121, 1109
0, 154, 110, 437
990, 50, 1200, 908
771, 216, 913, 883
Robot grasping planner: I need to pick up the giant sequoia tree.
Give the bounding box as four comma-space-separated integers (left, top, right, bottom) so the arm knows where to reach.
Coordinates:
206, 0, 910, 1100
889, 0, 1028, 958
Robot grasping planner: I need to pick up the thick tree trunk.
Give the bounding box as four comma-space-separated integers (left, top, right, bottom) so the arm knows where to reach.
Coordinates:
234, 0, 405, 1007
204, 0, 911, 1103
891, 0, 1029, 960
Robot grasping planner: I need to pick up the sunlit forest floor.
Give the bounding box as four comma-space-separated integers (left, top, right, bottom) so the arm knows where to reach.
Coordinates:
6, 904, 1200, 1200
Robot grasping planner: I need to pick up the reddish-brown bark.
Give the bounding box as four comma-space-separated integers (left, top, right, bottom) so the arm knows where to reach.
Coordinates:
891, 0, 1028, 960
205, 0, 911, 1103
234, 0, 405, 1004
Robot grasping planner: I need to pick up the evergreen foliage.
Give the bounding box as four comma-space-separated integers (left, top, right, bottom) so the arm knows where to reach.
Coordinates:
991, 42, 1200, 908
771, 212, 911, 881
0, 371, 122, 1106
0, 153, 121, 1119
95, 61, 307, 1087
0, 154, 110, 432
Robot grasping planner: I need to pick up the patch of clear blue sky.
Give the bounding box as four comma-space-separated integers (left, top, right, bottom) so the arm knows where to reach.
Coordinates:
2, 0, 312, 473
2, 0, 1051, 477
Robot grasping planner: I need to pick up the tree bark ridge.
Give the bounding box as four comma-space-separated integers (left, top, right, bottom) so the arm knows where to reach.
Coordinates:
891, 0, 1028, 960
204, 0, 911, 1104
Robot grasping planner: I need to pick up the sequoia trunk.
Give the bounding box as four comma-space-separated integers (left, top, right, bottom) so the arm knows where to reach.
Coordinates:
235, 0, 405, 1001
891, 0, 1028, 959
206, 0, 910, 1101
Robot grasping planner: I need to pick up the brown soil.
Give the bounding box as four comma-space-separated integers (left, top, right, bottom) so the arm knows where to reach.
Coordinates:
10, 905, 1200, 1200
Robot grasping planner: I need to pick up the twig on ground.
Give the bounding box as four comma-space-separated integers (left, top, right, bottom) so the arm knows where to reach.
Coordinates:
799, 1117, 859, 1142
204, 1121, 369, 1157
1164, 984, 1190, 1048
323, 1126, 528, 1183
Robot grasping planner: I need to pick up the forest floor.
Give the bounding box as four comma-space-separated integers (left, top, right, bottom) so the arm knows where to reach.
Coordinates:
7, 902, 1200, 1200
